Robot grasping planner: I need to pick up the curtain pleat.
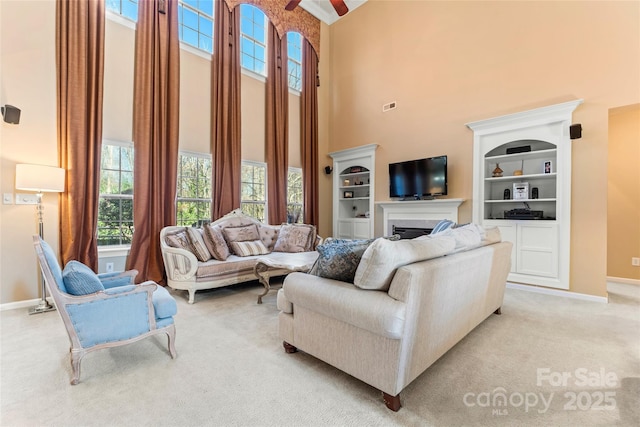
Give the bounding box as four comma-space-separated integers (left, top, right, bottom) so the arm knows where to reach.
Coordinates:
126, 0, 180, 283
266, 23, 289, 225
211, 0, 241, 220
301, 38, 319, 227
56, 0, 105, 269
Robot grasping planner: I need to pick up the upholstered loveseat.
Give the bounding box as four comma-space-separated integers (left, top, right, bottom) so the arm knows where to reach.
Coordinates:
277, 224, 512, 411
160, 210, 319, 304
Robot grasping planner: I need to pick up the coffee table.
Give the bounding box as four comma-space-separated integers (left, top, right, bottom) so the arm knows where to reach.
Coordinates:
253, 252, 318, 304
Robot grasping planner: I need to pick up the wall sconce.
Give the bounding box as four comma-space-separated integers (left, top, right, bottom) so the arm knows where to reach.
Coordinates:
1, 105, 21, 124
15, 164, 66, 314
324, 166, 333, 175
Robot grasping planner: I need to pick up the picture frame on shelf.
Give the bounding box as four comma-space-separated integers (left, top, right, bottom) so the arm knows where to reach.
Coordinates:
343, 191, 354, 199
513, 182, 529, 200
543, 160, 553, 174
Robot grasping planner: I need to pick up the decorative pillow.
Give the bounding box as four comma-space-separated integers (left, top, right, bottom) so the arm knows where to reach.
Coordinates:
273, 223, 316, 253
222, 224, 260, 243
62, 260, 105, 296
186, 227, 212, 262
353, 235, 457, 291
228, 240, 270, 257
431, 219, 455, 234
203, 224, 230, 261
312, 239, 373, 283
259, 224, 280, 252
428, 223, 482, 253
165, 229, 190, 250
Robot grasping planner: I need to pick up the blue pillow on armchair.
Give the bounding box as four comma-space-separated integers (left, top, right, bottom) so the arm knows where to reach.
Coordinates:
62, 261, 105, 296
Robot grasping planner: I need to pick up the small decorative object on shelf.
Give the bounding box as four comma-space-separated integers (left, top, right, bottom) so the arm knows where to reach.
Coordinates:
492, 163, 503, 177
350, 166, 363, 173
343, 179, 350, 186
513, 160, 524, 176
543, 160, 552, 174
513, 182, 529, 200
343, 191, 354, 199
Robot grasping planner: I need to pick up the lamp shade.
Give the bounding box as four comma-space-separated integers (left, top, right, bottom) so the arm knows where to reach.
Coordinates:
15, 164, 65, 193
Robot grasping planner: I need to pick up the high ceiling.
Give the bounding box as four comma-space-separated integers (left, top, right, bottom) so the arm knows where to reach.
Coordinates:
298, 0, 368, 25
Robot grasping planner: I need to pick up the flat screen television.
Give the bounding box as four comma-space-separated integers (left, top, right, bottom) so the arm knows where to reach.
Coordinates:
389, 155, 448, 199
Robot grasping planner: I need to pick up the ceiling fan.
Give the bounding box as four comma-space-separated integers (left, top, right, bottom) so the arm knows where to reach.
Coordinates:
285, 0, 349, 17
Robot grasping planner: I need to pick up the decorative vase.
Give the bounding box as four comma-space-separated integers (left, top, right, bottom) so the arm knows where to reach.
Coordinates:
492, 164, 503, 177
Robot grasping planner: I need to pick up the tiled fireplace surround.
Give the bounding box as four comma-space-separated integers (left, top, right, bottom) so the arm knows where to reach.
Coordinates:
376, 199, 465, 237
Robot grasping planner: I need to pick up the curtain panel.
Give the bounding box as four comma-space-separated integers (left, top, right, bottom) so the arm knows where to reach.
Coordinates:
211, 0, 242, 220
56, 0, 105, 269
265, 24, 289, 225
126, 0, 180, 283
301, 38, 319, 227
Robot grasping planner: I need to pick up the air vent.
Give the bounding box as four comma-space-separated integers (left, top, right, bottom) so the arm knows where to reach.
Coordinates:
382, 101, 397, 112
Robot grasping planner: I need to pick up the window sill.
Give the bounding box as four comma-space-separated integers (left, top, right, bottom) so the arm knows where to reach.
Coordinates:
98, 246, 130, 259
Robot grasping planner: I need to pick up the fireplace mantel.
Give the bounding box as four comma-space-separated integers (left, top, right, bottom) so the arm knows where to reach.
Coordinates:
376, 199, 464, 236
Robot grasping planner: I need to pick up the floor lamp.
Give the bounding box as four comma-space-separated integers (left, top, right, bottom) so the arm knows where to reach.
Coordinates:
15, 164, 66, 315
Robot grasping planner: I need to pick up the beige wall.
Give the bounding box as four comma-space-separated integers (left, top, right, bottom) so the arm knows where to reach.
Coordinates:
0, 2, 317, 305
326, 1, 640, 297
608, 104, 640, 281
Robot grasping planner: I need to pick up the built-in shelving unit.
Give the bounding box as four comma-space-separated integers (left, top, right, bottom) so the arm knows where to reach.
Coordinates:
468, 99, 583, 290
329, 144, 378, 239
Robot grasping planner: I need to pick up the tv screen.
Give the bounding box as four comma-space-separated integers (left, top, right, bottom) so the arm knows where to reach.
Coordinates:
389, 156, 448, 198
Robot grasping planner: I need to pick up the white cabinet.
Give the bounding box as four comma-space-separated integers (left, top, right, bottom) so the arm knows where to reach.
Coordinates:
467, 100, 582, 290
329, 144, 378, 239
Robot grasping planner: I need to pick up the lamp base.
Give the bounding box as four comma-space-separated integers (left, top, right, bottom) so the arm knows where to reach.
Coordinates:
28, 300, 56, 315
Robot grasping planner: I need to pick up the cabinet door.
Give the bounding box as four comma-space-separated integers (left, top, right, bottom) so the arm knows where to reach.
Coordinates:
353, 220, 370, 240
495, 223, 517, 273
517, 223, 558, 277
337, 220, 354, 239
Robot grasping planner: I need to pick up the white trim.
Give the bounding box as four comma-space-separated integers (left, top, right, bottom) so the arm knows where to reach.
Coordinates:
607, 276, 640, 286
241, 67, 266, 83
1, 297, 54, 312
506, 282, 608, 303
106, 9, 136, 30
98, 246, 130, 258
179, 41, 211, 60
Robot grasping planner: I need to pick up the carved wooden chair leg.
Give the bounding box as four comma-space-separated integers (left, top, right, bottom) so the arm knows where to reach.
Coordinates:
166, 325, 177, 358
494, 307, 502, 315
283, 341, 298, 353
70, 349, 84, 385
383, 392, 401, 411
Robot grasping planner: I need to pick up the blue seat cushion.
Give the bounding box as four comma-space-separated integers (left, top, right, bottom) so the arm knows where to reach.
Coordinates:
62, 261, 105, 296
152, 285, 177, 319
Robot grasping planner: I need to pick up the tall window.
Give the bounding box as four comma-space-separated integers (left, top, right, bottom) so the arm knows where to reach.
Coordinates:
178, 0, 214, 53
177, 152, 212, 227
106, 0, 138, 21
98, 142, 134, 246
287, 167, 303, 223
241, 161, 266, 222
287, 31, 302, 91
239, 4, 266, 75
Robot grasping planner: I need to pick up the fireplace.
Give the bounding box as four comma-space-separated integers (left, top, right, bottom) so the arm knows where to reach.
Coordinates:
376, 199, 464, 236
392, 226, 432, 239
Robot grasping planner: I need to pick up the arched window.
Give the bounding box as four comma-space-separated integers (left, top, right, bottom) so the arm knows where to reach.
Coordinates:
287, 31, 302, 91
240, 4, 267, 76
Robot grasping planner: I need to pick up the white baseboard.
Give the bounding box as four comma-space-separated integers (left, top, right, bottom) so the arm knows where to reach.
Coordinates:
0, 297, 55, 312
506, 282, 608, 303
607, 276, 640, 286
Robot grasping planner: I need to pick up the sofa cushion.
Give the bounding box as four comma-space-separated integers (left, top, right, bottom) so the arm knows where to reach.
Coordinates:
422, 223, 482, 253
312, 239, 373, 283
273, 223, 316, 253
222, 224, 260, 243
354, 235, 456, 291
228, 240, 270, 257
152, 285, 178, 319
203, 224, 230, 261
186, 227, 212, 262
62, 261, 105, 296
259, 224, 280, 251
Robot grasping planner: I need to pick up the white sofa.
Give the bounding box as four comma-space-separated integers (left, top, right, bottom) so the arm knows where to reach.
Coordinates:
160, 210, 319, 304
277, 226, 512, 411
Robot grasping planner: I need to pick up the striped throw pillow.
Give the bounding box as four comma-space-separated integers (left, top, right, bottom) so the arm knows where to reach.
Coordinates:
228, 240, 270, 257
186, 227, 212, 262
431, 219, 455, 234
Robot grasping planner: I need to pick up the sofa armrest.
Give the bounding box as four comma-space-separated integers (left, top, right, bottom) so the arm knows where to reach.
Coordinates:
161, 245, 198, 281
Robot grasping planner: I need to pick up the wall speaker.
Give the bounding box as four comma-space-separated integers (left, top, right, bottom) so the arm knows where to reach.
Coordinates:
1, 105, 20, 124
503, 189, 510, 200
324, 166, 333, 175
532, 187, 539, 199
570, 124, 582, 140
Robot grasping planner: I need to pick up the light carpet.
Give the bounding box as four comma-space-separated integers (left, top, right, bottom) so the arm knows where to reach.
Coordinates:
1, 280, 639, 426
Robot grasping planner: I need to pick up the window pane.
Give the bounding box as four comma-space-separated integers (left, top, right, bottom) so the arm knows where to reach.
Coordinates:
199, 0, 213, 16
121, 171, 134, 194
199, 16, 212, 37
183, 27, 198, 48
239, 4, 266, 76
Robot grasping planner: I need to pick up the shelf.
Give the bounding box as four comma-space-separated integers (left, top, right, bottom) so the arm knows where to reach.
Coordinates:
339, 171, 370, 178
485, 173, 556, 182
485, 198, 556, 203
340, 197, 369, 201
485, 148, 557, 162
339, 184, 370, 190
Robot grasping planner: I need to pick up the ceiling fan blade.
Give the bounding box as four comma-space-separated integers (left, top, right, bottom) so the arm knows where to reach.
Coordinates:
330, 0, 349, 16
285, 0, 302, 11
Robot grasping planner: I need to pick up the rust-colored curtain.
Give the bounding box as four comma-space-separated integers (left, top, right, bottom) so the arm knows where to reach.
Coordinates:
126, 0, 180, 283
265, 23, 289, 225
211, 0, 241, 220
300, 38, 319, 226
56, 0, 105, 269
